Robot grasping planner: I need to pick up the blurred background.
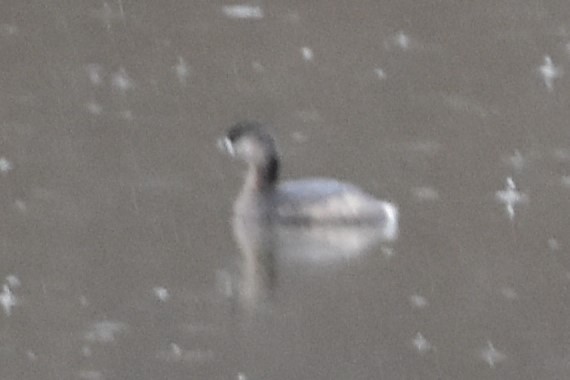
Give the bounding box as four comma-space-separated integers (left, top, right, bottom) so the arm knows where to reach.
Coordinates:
0, 1, 569, 379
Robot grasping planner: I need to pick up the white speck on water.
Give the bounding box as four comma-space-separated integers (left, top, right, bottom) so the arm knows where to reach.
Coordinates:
14, 199, 26, 212
153, 286, 170, 302
184, 349, 215, 363
119, 109, 133, 121
0, 285, 17, 316
0, 24, 19, 36
547, 238, 560, 251
386, 31, 412, 50
111, 67, 133, 93
295, 109, 322, 123
0, 157, 13, 174
480, 341, 506, 368
251, 61, 264, 72
412, 333, 432, 353
396, 32, 411, 49
495, 177, 528, 220
237, 372, 248, 380
503, 150, 525, 172
222, 5, 263, 19
216, 270, 234, 298
174, 56, 190, 85
561, 175, 570, 188
301, 46, 314, 61
283, 11, 300, 23
412, 186, 439, 202
81, 345, 92, 357
170, 343, 182, 357
500, 287, 518, 300
91, 2, 124, 29
79, 295, 89, 307
26, 350, 37, 361
404, 140, 442, 155
84, 320, 127, 343
157, 343, 215, 364
374, 68, 387, 80
86, 101, 103, 115
538, 55, 563, 92
291, 131, 308, 143
86, 64, 104, 86
156, 344, 180, 362
552, 148, 570, 162
410, 294, 428, 309
5, 275, 20, 288
381, 246, 395, 258
78, 370, 104, 380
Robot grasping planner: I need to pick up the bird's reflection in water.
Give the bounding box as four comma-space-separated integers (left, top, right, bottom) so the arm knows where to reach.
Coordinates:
231, 216, 399, 312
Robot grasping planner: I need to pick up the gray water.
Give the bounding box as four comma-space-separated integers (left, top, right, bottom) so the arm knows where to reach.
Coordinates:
1, 1, 569, 379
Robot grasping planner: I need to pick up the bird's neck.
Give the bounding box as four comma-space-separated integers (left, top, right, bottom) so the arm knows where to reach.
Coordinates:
244, 156, 280, 192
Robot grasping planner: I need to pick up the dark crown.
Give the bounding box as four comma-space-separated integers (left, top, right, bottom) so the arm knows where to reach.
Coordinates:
226, 121, 269, 143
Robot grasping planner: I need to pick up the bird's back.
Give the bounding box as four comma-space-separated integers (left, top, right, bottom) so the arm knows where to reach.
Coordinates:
273, 178, 396, 226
